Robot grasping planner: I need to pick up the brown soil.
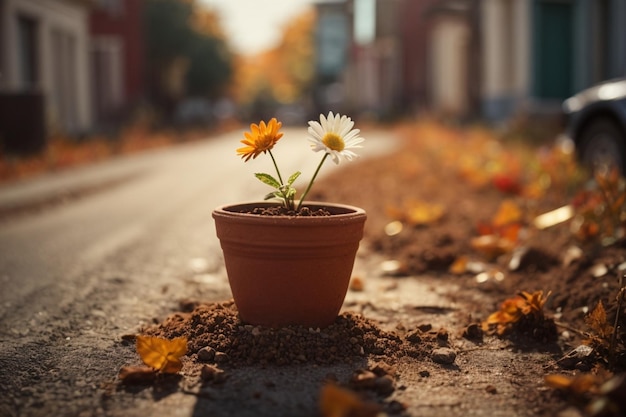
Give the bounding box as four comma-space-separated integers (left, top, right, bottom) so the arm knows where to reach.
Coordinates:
132, 121, 626, 416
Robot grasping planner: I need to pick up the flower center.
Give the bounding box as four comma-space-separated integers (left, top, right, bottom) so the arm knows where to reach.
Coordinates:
322, 133, 345, 152
257, 134, 275, 151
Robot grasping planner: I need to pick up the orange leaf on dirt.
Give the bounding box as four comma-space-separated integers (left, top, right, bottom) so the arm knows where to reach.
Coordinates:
319, 383, 380, 417
482, 290, 551, 335
492, 199, 522, 227
470, 234, 516, 261
449, 256, 468, 275
386, 200, 445, 226
585, 301, 614, 341
544, 374, 600, 395
136, 335, 187, 374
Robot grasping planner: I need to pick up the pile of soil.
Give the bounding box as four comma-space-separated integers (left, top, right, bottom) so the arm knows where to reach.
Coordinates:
142, 300, 449, 367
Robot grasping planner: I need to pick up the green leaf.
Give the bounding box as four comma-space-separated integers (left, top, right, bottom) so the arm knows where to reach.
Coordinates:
287, 171, 301, 186
255, 173, 281, 189
263, 192, 281, 201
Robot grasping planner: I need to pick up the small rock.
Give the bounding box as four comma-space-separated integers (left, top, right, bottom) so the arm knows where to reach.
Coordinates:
374, 375, 395, 396
387, 400, 406, 414
419, 370, 430, 378
431, 347, 457, 364
405, 330, 422, 344
197, 346, 216, 362
462, 323, 484, 340
436, 328, 449, 342
200, 364, 227, 383
418, 324, 432, 332
214, 351, 228, 364
485, 385, 497, 394
351, 370, 377, 389
371, 362, 395, 377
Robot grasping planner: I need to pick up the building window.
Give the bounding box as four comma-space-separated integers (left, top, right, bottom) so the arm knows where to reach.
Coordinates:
91, 37, 124, 121
51, 29, 79, 132
17, 14, 39, 89
96, 0, 123, 16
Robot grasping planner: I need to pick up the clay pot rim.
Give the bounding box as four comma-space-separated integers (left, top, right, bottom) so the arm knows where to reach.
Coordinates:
212, 201, 366, 224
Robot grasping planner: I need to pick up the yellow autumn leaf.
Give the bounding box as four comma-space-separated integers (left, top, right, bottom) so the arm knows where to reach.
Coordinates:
136, 335, 188, 374
406, 201, 444, 226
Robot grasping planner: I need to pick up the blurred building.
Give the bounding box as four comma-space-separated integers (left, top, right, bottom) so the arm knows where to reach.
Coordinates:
0, 0, 145, 154
481, 0, 626, 122
0, 0, 93, 143
313, 0, 626, 123
89, 0, 145, 128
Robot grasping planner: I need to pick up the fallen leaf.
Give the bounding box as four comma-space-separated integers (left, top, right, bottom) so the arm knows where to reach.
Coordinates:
492, 199, 522, 227
406, 201, 445, 225
545, 373, 600, 395
136, 335, 187, 374
482, 290, 551, 335
449, 256, 468, 275
470, 234, 515, 260
319, 383, 380, 417
585, 301, 613, 342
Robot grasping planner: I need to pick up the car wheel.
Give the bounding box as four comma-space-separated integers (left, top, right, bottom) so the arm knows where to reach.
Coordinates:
578, 118, 625, 174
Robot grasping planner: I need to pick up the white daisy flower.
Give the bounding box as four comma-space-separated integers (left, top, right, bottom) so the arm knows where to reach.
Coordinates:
307, 112, 364, 164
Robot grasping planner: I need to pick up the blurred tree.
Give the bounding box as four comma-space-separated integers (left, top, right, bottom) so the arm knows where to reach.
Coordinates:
232, 10, 316, 119
144, 0, 233, 121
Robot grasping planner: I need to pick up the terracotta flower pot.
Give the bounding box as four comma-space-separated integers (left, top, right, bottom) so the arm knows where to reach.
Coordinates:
212, 202, 366, 328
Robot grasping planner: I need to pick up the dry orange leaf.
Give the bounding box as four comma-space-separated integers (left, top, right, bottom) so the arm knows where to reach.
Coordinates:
585, 301, 614, 341
545, 374, 600, 395
449, 256, 468, 275
470, 234, 515, 260
482, 290, 551, 335
136, 335, 188, 374
385, 200, 445, 226
492, 199, 522, 227
319, 383, 380, 417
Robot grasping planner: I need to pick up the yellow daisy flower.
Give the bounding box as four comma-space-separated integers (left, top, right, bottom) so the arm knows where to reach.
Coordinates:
307, 112, 364, 164
237, 118, 284, 161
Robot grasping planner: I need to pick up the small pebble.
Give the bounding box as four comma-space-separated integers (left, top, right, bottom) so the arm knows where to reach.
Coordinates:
406, 330, 422, 344
198, 346, 216, 362
374, 375, 395, 396
462, 323, 483, 340
200, 364, 227, 383
214, 351, 228, 363
431, 347, 457, 364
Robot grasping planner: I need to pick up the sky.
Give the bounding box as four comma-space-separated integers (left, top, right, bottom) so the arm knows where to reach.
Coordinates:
198, 0, 318, 55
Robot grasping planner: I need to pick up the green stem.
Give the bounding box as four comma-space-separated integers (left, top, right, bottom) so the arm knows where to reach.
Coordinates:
268, 150, 283, 184
297, 153, 329, 211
